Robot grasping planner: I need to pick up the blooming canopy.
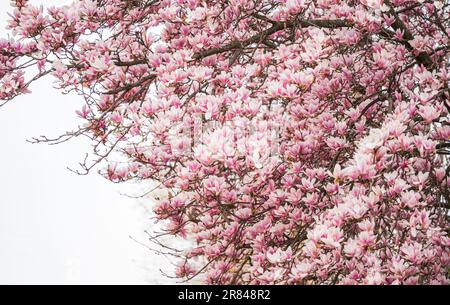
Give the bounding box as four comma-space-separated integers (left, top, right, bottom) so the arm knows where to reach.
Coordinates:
1, 0, 449, 284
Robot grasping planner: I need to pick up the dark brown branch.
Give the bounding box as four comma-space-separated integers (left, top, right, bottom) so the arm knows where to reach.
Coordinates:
436, 143, 450, 150
192, 18, 351, 60
104, 74, 156, 94
384, 0, 434, 69
114, 59, 148, 66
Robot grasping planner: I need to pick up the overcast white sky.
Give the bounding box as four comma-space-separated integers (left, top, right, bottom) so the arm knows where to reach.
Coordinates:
0, 0, 174, 284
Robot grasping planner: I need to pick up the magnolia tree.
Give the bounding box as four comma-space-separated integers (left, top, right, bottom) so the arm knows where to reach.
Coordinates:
1, 0, 449, 284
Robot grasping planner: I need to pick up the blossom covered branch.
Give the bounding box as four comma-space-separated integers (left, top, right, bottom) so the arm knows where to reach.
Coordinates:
1, 0, 449, 284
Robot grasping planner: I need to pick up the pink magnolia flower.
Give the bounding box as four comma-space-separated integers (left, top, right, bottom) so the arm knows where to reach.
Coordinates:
344, 239, 361, 258
90, 56, 110, 72
203, 176, 226, 195
401, 191, 422, 209
290, 262, 313, 281
401, 243, 423, 264
235, 207, 252, 220
357, 231, 377, 248
321, 227, 344, 249
75, 104, 90, 119
110, 111, 123, 124
417, 104, 441, 123
266, 247, 293, 264
360, 0, 385, 10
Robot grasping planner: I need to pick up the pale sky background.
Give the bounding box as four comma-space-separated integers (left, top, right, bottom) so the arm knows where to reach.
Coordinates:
0, 0, 175, 284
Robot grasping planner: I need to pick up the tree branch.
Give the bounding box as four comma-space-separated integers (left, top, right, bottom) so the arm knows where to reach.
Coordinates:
104, 74, 156, 94
384, 0, 434, 69
192, 18, 351, 60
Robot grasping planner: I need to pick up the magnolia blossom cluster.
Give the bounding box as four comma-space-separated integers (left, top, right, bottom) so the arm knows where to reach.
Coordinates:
1, 0, 449, 284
